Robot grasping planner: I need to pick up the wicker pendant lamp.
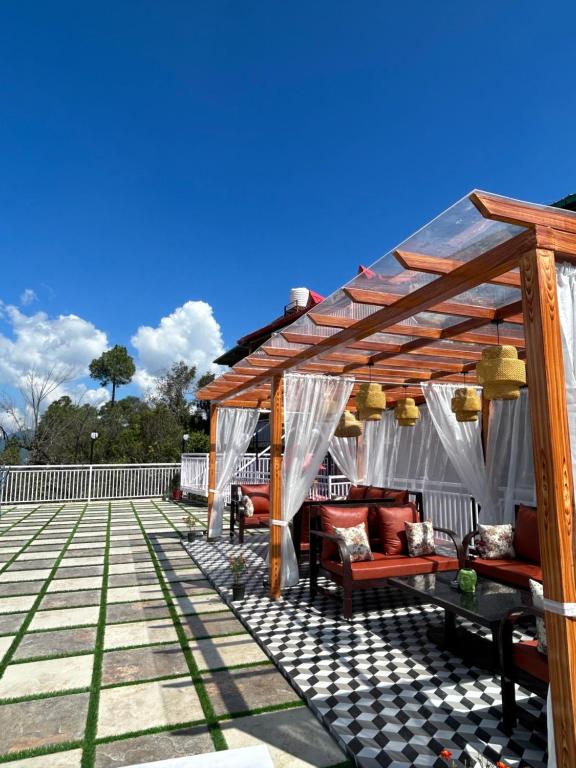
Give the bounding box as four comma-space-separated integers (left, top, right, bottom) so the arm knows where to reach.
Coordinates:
476, 323, 526, 401
451, 387, 482, 422
394, 387, 419, 427
334, 410, 363, 438
356, 382, 386, 421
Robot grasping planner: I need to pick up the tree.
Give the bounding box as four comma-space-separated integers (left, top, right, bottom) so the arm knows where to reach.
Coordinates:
153, 362, 197, 427
36, 397, 99, 464
89, 345, 135, 404
190, 371, 215, 433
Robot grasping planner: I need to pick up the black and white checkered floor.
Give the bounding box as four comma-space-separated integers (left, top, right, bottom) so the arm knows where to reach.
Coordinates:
184, 530, 547, 768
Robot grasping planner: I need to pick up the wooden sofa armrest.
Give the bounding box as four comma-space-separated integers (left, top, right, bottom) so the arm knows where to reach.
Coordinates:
432, 526, 464, 567
309, 529, 353, 569
500, 605, 545, 673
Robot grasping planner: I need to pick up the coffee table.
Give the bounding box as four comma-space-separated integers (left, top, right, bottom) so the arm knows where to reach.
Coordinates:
389, 571, 531, 670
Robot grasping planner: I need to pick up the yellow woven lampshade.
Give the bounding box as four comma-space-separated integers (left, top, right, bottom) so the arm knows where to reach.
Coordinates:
476, 345, 526, 401
356, 383, 386, 421
451, 387, 482, 422
334, 410, 363, 438
394, 397, 419, 427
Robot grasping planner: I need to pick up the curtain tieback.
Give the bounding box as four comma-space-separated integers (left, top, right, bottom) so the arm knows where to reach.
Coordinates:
208, 489, 219, 495
270, 519, 289, 527
543, 598, 576, 618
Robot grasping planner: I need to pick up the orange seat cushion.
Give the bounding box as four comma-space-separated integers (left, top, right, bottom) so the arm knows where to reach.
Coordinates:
242, 514, 269, 528
376, 503, 419, 555
321, 551, 459, 581
319, 505, 369, 561
473, 558, 542, 589
347, 485, 368, 500
240, 484, 270, 515
514, 505, 541, 565
512, 640, 549, 683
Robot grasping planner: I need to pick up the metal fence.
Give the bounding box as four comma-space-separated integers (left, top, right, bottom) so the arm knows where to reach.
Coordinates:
1, 463, 180, 504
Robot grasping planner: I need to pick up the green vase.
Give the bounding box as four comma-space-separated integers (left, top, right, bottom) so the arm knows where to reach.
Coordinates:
457, 568, 477, 594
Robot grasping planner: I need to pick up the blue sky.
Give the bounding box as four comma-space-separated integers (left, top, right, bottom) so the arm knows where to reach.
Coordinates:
0, 2, 575, 411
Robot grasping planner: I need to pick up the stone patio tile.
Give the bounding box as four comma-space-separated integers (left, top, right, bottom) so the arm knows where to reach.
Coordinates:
107, 572, 161, 588
97, 678, 204, 738
12, 550, 60, 561
0, 635, 15, 661
7, 558, 57, 571
0, 580, 45, 596
29, 605, 100, 631
47, 576, 103, 592
14, 627, 97, 660
108, 545, 150, 555
189, 635, 268, 671
0, 567, 52, 582
0, 613, 27, 635
0, 546, 25, 554
0, 594, 36, 614
169, 580, 215, 597
108, 553, 153, 565
202, 663, 300, 716
0, 691, 90, 753
4, 749, 83, 767
102, 643, 188, 685
59, 556, 103, 567
106, 584, 164, 604
174, 594, 226, 616
107, 561, 157, 574
63, 547, 106, 558
106, 599, 171, 624
53, 565, 105, 579
0, 653, 94, 698
220, 707, 345, 767
93, 724, 213, 768
104, 619, 178, 649
40, 589, 101, 610
181, 611, 246, 640
161, 568, 205, 583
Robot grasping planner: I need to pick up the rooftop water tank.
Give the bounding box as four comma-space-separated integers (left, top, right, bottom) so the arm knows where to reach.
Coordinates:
289, 287, 310, 308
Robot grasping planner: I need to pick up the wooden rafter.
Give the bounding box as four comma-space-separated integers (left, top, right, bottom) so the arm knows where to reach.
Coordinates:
471, 191, 576, 235
394, 250, 521, 287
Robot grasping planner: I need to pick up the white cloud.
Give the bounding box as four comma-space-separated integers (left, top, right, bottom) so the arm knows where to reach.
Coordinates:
131, 301, 224, 391
20, 289, 37, 306
0, 303, 109, 417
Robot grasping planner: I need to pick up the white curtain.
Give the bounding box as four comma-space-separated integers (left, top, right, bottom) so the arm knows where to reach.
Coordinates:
208, 407, 259, 538
329, 435, 364, 486
423, 382, 498, 522
486, 390, 535, 524
281, 373, 354, 587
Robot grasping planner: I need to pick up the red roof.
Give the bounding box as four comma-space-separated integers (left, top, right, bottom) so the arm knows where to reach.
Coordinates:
238, 289, 324, 345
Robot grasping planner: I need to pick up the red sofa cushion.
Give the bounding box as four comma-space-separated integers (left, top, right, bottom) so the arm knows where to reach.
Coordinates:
240, 484, 270, 516
365, 486, 409, 504
473, 558, 542, 590
514, 505, 541, 565
242, 514, 270, 528
347, 485, 367, 500
376, 503, 419, 555
319, 505, 369, 561
322, 551, 458, 581
512, 639, 549, 683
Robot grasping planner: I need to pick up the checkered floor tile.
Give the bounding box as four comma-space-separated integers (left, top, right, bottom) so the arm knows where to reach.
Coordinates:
185, 525, 548, 768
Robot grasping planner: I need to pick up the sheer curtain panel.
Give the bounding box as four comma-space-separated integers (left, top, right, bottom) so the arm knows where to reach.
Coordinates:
281, 373, 354, 587
423, 382, 497, 521
208, 407, 259, 539
329, 435, 364, 486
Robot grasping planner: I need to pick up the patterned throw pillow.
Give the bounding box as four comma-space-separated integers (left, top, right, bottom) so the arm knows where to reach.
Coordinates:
405, 520, 435, 557
529, 578, 547, 655
476, 523, 515, 559
332, 522, 373, 563
239, 495, 254, 517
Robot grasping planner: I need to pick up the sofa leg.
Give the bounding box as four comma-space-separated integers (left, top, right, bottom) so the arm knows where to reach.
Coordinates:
239, 524, 244, 545
342, 590, 353, 620
501, 676, 517, 732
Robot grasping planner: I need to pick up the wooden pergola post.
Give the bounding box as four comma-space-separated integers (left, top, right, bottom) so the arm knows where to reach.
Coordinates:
269, 375, 283, 599
520, 247, 576, 765
207, 403, 218, 536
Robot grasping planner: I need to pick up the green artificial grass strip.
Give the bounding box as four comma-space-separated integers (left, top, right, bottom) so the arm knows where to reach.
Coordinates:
10, 648, 95, 665
20, 621, 99, 636
217, 699, 305, 722
80, 502, 112, 768
92, 717, 208, 746
130, 501, 227, 752
0, 504, 66, 575
99, 672, 191, 690
200, 659, 275, 674
0, 505, 89, 679
0, 740, 83, 764
0, 685, 91, 706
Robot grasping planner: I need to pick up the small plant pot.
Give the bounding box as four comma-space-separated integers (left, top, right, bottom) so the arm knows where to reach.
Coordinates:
172, 489, 183, 501
232, 583, 246, 601
187, 531, 198, 542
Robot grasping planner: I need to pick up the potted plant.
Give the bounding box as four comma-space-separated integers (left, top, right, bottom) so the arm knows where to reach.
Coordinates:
170, 471, 182, 501
230, 552, 247, 601
182, 512, 200, 542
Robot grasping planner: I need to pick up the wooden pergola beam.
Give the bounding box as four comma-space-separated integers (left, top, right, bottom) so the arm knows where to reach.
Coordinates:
394, 250, 521, 287
269, 376, 283, 600
471, 191, 576, 235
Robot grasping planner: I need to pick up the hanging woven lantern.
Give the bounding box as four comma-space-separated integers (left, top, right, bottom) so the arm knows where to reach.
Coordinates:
451, 387, 482, 422
334, 410, 363, 438
476, 345, 526, 401
394, 397, 419, 427
356, 383, 386, 421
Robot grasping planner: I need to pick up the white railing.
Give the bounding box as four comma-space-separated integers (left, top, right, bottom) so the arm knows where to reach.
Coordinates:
1, 463, 180, 505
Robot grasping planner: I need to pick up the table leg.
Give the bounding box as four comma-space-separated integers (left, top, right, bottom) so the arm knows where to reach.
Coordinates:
444, 610, 457, 649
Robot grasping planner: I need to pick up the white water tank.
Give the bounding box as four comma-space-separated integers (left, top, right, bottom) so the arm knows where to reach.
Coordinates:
290, 287, 309, 308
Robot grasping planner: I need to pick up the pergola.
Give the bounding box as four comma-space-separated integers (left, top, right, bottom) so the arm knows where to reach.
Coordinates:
197, 190, 576, 764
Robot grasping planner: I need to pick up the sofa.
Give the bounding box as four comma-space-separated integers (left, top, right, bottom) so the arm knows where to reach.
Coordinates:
463, 505, 542, 590
309, 498, 461, 619
230, 483, 271, 543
